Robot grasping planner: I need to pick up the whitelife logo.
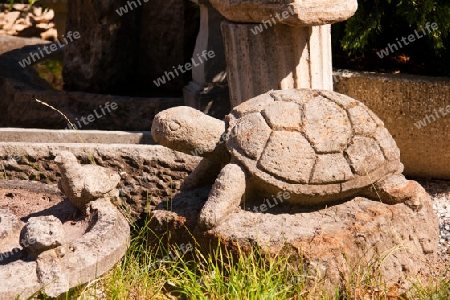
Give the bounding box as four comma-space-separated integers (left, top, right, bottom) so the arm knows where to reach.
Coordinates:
116, 0, 148, 16
153, 50, 216, 87
413, 104, 450, 129
57, 102, 118, 135
18, 31, 81, 67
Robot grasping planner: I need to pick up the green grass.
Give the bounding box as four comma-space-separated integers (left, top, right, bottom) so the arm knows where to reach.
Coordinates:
77, 218, 317, 300
25, 214, 449, 300
32, 59, 63, 91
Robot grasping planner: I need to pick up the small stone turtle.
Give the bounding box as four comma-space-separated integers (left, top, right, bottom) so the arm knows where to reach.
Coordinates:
152, 89, 427, 229
55, 151, 120, 210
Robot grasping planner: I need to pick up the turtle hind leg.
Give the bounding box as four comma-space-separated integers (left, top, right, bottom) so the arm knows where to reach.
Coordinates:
363, 174, 426, 211
199, 162, 247, 230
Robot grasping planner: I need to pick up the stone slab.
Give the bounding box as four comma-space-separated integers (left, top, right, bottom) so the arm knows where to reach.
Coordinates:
210, 0, 357, 26
0, 128, 153, 144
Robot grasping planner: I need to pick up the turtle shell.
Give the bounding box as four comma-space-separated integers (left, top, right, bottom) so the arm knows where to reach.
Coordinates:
225, 89, 403, 201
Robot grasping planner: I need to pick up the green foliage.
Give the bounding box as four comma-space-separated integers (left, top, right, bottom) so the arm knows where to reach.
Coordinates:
1, 0, 38, 11
334, 0, 450, 56
0, 0, 38, 4
32, 59, 63, 91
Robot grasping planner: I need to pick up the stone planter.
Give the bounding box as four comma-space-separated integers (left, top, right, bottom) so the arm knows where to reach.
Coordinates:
0, 180, 130, 299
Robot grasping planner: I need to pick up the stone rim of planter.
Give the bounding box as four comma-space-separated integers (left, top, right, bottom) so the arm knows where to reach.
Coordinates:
209, 1, 358, 26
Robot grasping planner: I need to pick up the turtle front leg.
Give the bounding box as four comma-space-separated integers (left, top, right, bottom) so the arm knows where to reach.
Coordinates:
181, 158, 223, 191
363, 174, 426, 211
199, 162, 246, 230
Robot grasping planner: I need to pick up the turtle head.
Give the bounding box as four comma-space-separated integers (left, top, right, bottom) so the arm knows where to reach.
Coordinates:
151, 106, 228, 161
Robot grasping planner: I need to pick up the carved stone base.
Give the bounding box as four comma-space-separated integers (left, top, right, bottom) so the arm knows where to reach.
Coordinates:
149, 187, 439, 293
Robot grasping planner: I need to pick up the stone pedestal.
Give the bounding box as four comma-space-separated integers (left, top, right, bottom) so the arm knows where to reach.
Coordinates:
184, 0, 230, 118
149, 189, 439, 293
222, 22, 333, 106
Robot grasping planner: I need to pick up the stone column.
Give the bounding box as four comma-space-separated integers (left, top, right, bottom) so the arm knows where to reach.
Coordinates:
209, 0, 357, 106
183, 0, 230, 118
222, 23, 332, 107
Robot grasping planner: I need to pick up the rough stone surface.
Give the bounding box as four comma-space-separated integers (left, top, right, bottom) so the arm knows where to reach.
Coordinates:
0, 209, 20, 239
374, 126, 401, 161
20, 216, 65, 258
64, 198, 129, 289
225, 89, 403, 200
150, 188, 439, 292
371, 174, 427, 208
180, 157, 223, 192
0, 128, 153, 144
257, 131, 315, 183
0, 209, 21, 252
55, 151, 121, 210
348, 104, 378, 135
0, 143, 200, 219
210, 0, 358, 26
36, 248, 69, 298
0, 261, 41, 300
230, 113, 272, 160
199, 163, 246, 230
231, 93, 274, 117
345, 136, 385, 175
261, 101, 301, 131
333, 69, 450, 179
310, 154, 354, 184
303, 96, 351, 153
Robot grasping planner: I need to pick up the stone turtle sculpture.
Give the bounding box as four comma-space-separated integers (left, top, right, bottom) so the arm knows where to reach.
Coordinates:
55, 151, 120, 210
152, 89, 427, 229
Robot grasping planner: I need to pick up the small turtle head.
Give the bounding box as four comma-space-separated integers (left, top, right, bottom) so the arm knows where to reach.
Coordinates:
151, 106, 227, 161
54, 151, 78, 165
